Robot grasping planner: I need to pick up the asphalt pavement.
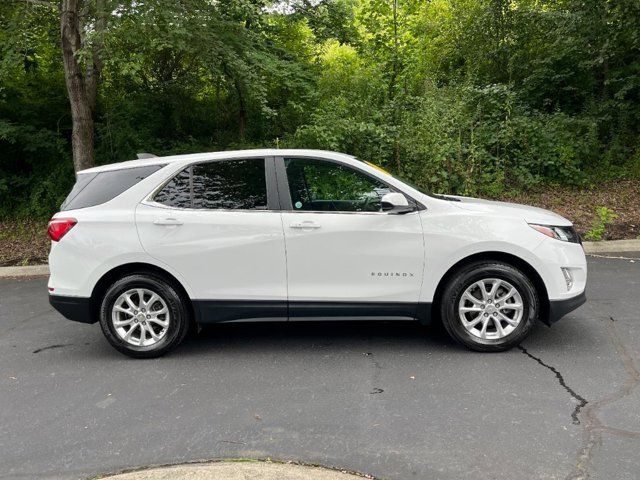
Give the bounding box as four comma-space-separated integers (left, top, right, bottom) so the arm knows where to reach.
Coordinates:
0, 254, 638, 480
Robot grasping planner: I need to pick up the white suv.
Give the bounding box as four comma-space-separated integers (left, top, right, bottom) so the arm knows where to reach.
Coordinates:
48, 149, 587, 358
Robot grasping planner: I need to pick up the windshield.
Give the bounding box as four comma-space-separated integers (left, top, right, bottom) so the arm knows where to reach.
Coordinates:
362, 160, 430, 196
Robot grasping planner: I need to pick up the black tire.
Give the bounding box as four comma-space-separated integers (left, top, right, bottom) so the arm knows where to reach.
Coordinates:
99, 273, 190, 358
440, 261, 539, 352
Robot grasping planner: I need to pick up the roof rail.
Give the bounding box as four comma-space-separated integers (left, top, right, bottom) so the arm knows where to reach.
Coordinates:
136, 153, 157, 159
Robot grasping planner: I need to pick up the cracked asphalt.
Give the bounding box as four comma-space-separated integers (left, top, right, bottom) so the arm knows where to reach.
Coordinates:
0, 254, 638, 480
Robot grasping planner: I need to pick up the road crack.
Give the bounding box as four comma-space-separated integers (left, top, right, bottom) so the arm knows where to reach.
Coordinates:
564, 317, 640, 480
518, 345, 588, 425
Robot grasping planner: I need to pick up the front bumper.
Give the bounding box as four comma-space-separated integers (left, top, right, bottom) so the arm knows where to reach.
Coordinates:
545, 291, 586, 325
49, 295, 96, 324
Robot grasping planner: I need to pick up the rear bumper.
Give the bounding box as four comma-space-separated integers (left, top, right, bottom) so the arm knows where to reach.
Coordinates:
49, 295, 96, 324
545, 291, 586, 325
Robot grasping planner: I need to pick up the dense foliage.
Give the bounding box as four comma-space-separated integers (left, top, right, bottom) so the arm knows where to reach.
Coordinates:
1, 0, 639, 218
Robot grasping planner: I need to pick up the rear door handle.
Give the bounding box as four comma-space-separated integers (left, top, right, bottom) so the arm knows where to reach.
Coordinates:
153, 218, 183, 226
289, 221, 321, 229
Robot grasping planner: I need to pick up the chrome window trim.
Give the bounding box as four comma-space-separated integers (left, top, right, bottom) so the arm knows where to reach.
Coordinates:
280, 209, 421, 216
141, 199, 419, 216
141, 200, 279, 214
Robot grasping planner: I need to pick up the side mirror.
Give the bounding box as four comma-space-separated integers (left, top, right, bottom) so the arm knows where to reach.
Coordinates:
381, 192, 413, 214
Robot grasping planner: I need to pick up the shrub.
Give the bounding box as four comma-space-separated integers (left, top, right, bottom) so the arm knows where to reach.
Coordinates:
585, 207, 618, 241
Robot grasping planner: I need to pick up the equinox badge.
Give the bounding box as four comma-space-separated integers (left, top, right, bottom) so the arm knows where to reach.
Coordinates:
371, 272, 415, 277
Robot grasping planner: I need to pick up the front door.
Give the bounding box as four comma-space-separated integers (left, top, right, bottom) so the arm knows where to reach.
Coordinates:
136, 157, 287, 322
278, 157, 425, 319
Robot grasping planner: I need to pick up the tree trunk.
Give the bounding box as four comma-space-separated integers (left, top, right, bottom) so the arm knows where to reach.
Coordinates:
60, 0, 95, 172
237, 93, 246, 141
222, 62, 247, 141
85, 0, 106, 112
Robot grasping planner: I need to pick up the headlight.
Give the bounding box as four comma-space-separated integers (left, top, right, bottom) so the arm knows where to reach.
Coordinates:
529, 224, 581, 243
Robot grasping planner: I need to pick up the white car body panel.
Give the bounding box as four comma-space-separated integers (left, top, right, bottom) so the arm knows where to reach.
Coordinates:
48, 208, 196, 299
448, 195, 573, 226
135, 203, 287, 301
281, 211, 424, 303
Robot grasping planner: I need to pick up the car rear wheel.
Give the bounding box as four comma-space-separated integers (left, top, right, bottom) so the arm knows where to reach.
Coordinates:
99, 273, 190, 358
440, 261, 539, 352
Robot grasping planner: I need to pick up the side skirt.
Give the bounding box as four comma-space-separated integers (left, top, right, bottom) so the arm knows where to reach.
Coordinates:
194, 300, 287, 323
193, 300, 433, 324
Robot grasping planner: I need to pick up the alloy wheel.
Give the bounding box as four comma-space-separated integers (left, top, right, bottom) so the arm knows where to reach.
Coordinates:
458, 278, 524, 340
111, 288, 170, 347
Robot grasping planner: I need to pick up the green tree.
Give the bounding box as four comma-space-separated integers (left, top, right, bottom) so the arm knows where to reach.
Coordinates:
0, 0, 639, 219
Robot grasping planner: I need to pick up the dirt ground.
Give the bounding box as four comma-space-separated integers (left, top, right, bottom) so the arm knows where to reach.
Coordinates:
0, 219, 50, 267
502, 179, 639, 241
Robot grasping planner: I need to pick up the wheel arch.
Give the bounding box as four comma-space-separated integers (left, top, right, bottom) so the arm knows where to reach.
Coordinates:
430, 251, 549, 325
90, 262, 195, 324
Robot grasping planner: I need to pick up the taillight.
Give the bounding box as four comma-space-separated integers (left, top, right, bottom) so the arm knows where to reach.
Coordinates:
47, 218, 77, 242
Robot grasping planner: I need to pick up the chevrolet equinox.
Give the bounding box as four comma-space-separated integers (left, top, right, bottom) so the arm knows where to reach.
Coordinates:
47, 149, 587, 358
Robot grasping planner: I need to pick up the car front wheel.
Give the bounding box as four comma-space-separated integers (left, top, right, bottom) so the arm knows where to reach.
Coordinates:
440, 261, 539, 352
99, 273, 190, 358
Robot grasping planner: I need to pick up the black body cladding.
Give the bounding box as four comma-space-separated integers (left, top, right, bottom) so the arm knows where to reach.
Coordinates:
546, 291, 587, 325
49, 295, 95, 324
50, 293, 586, 327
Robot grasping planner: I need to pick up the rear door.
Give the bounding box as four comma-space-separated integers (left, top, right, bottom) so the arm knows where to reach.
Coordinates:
136, 157, 287, 321
277, 156, 425, 319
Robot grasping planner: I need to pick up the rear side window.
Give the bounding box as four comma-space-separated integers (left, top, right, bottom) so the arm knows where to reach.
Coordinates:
153, 168, 191, 209
192, 159, 267, 210
61, 165, 164, 211
154, 159, 268, 210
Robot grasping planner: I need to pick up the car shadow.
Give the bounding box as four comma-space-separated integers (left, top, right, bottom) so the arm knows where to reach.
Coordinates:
176, 320, 461, 357
65, 315, 598, 361
172, 312, 601, 359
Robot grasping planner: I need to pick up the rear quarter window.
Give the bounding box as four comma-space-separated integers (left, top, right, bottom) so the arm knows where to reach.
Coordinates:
61, 164, 164, 211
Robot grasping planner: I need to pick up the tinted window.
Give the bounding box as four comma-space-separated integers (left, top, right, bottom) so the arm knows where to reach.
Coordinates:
154, 168, 191, 208
61, 165, 164, 211
60, 172, 98, 210
192, 159, 267, 210
154, 159, 268, 210
285, 158, 391, 212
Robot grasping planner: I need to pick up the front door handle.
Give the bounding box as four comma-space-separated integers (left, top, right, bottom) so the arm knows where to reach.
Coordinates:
153, 218, 183, 226
289, 221, 321, 230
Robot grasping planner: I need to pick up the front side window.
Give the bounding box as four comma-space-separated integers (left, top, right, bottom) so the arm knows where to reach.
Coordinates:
285, 158, 391, 212
154, 158, 268, 210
